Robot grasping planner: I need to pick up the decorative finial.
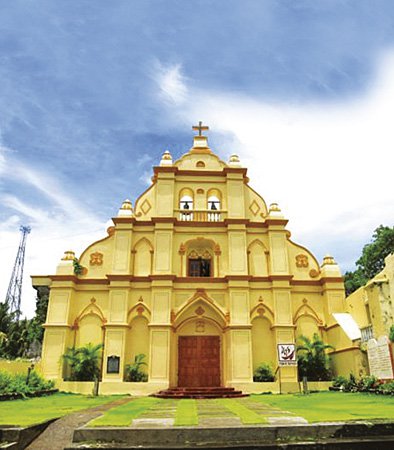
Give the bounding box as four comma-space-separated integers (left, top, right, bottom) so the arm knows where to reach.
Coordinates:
268, 202, 284, 219
118, 199, 133, 217
228, 154, 241, 167
192, 121, 209, 136
160, 150, 173, 166
322, 254, 336, 266
269, 203, 281, 212
61, 250, 75, 261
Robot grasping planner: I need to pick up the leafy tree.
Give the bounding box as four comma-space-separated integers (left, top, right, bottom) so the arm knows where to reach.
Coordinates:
296, 333, 333, 381
125, 353, 148, 382
344, 225, 394, 296
63, 343, 103, 381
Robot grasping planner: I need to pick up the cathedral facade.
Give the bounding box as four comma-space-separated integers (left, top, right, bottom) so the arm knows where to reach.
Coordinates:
32, 125, 359, 394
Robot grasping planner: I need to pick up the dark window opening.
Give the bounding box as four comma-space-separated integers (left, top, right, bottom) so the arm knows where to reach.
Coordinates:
188, 258, 211, 277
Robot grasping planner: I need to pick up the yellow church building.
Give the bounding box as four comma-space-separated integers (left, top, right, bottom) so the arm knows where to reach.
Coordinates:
32, 124, 361, 394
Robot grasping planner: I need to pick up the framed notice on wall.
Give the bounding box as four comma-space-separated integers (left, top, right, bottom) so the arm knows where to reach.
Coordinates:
107, 355, 120, 374
277, 344, 297, 366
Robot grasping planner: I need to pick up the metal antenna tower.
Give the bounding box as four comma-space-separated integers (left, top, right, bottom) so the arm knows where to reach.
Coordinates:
5, 225, 31, 320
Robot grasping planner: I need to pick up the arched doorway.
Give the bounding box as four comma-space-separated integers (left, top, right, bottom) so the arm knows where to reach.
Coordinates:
174, 295, 227, 387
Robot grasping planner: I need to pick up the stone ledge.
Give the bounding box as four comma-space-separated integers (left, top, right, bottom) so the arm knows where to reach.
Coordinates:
69, 421, 394, 448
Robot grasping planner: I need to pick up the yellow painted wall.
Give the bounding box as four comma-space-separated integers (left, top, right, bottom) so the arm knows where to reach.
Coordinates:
33, 133, 358, 394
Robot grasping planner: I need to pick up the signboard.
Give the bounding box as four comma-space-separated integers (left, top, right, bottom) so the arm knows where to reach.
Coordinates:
277, 344, 297, 366
107, 355, 120, 374
367, 336, 394, 380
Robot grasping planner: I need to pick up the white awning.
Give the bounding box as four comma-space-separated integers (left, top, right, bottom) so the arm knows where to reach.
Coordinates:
332, 313, 361, 340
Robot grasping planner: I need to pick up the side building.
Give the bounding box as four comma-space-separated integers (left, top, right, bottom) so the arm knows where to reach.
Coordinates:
32, 126, 358, 394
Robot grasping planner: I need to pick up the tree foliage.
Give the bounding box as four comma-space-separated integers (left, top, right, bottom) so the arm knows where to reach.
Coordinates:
344, 225, 394, 296
63, 343, 103, 381
297, 333, 333, 381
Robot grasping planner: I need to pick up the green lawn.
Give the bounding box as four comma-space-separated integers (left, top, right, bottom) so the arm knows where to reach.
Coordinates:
174, 399, 198, 426
90, 397, 158, 427
253, 392, 394, 422
216, 398, 267, 424
0, 393, 122, 426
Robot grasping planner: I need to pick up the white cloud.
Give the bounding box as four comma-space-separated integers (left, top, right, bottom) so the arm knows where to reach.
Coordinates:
162, 50, 394, 270
154, 62, 188, 105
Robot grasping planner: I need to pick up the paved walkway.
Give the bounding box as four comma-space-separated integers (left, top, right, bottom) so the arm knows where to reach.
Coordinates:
26, 397, 132, 450
128, 397, 307, 428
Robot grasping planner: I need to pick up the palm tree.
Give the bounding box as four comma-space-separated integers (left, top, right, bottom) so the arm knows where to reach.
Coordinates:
63, 343, 103, 381
125, 353, 148, 382
296, 334, 334, 381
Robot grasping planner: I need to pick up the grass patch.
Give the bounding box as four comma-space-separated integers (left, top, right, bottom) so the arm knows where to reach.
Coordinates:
252, 391, 394, 423
216, 399, 267, 424
90, 397, 158, 426
174, 399, 198, 426
0, 392, 121, 426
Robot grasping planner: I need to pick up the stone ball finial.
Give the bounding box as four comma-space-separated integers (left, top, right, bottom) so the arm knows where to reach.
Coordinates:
61, 250, 75, 261
160, 150, 173, 166
118, 199, 133, 217
228, 154, 241, 167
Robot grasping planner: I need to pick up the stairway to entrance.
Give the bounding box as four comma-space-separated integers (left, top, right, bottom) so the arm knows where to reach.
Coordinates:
152, 386, 249, 399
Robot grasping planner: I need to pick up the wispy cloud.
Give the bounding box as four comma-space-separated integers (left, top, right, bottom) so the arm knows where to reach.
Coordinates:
154, 62, 188, 105
0, 149, 108, 318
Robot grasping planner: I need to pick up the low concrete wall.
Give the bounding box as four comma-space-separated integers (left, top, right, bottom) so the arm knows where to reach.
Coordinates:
231, 381, 331, 394
57, 381, 95, 395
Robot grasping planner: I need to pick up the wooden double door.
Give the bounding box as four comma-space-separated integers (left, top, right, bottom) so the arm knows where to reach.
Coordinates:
178, 336, 221, 387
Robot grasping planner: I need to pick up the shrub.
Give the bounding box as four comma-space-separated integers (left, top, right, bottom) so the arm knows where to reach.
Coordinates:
357, 375, 378, 392
332, 375, 347, 388
0, 370, 54, 395
376, 381, 394, 394
125, 354, 148, 382
253, 363, 275, 382
63, 343, 103, 381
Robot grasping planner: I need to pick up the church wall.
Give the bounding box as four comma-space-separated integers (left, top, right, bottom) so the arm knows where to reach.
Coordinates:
243, 184, 268, 221
79, 234, 114, 279
251, 317, 276, 371
294, 316, 320, 340
76, 315, 103, 348
287, 240, 320, 281
124, 316, 150, 374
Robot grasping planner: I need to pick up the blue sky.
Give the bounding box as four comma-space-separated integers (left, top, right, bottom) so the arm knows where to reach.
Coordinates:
1, 0, 394, 316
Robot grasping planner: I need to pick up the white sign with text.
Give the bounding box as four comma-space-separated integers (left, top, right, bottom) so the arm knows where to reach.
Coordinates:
367, 336, 394, 380
277, 343, 297, 366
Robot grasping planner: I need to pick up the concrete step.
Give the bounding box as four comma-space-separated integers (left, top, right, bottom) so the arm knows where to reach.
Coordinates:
152, 386, 248, 399
67, 422, 394, 449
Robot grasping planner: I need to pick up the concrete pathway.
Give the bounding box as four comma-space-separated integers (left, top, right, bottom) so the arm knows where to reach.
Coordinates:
123, 397, 308, 428
26, 397, 132, 450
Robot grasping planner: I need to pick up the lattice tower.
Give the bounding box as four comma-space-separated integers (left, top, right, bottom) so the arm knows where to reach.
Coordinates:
5, 225, 31, 320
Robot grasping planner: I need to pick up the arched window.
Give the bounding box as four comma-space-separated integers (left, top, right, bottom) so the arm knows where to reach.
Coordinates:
188, 250, 212, 277
179, 194, 193, 221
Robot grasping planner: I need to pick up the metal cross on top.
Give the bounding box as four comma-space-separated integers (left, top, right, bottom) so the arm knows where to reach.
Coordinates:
192, 121, 209, 136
